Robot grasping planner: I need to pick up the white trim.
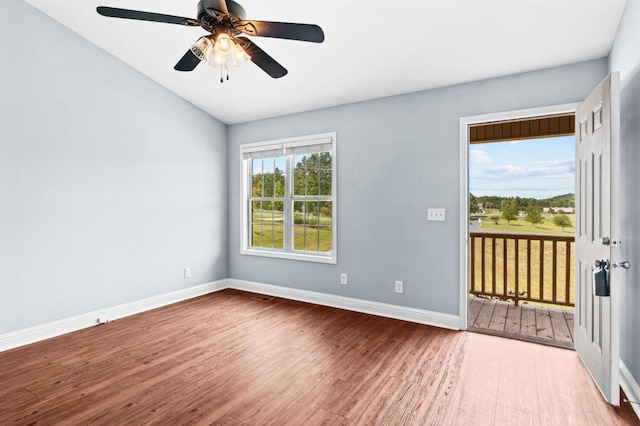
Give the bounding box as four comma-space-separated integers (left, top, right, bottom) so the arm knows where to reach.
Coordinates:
458, 103, 579, 331
459, 116, 469, 330
239, 132, 338, 264
240, 133, 334, 151
239, 248, 337, 264
460, 103, 579, 127
620, 360, 640, 420
0, 280, 227, 353
228, 278, 460, 330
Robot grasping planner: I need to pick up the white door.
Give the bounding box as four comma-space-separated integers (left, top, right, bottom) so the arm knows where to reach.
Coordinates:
574, 73, 621, 405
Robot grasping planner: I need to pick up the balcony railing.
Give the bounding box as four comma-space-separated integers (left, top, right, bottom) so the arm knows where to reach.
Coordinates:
469, 232, 575, 307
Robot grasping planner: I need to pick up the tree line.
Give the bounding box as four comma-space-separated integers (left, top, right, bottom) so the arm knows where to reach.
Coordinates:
470, 193, 574, 213
252, 153, 333, 219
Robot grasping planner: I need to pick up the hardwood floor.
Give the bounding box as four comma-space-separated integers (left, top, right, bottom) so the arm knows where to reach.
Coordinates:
468, 297, 575, 348
1, 289, 638, 425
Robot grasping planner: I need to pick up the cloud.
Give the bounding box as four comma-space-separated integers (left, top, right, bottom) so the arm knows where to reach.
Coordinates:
529, 158, 574, 167
473, 159, 575, 180
469, 149, 492, 164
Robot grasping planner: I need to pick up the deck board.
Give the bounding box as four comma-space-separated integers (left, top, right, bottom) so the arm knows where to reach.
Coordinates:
504, 304, 522, 334
535, 307, 554, 339
520, 304, 538, 337
488, 302, 508, 331
565, 311, 575, 342
473, 300, 495, 328
549, 309, 573, 344
469, 297, 483, 325
469, 297, 574, 348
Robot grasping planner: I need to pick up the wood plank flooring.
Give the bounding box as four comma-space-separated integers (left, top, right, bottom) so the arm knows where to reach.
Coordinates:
469, 296, 575, 348
1, 289, 638, 425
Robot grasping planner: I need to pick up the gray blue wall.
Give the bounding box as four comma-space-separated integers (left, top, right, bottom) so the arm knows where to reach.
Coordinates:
227, 59, 608, 315
609, 0, 640, 394
0, 0, 228, 334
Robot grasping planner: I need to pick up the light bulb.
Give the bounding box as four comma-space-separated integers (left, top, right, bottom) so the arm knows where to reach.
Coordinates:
234, 44, 250, 63
209, 51, 226, 68
189, 36, 213, 62
215, 33, 234, 55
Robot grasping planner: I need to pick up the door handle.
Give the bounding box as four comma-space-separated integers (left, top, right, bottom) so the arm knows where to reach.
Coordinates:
613, 261, 631, 269
593, 259, 610, 297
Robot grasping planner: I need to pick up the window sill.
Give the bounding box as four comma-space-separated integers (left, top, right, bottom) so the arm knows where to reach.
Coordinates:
240, 248, 337, 264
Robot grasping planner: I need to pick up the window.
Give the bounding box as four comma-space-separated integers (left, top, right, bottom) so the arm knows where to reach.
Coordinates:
240, 133, 336, 263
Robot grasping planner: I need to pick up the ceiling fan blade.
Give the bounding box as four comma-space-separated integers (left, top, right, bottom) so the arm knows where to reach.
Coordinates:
236, 37, 287, 78
174, 51, 201, 72
237, 21, 324, 43
96, 6, 200, 26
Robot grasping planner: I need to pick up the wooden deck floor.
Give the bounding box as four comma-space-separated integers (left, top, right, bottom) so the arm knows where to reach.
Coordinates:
469, 296, 575, 348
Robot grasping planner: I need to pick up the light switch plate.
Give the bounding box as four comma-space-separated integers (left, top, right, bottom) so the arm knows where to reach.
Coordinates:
427, 208, 445, 221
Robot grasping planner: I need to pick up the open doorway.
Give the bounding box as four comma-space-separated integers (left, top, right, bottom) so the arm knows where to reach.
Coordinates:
459, 107, 578, 348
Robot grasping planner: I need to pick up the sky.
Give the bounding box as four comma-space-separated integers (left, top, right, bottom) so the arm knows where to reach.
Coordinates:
469, 136, 575, 199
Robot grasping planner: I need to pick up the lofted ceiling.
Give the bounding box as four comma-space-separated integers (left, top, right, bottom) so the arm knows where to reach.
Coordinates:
24, 0, 627, 124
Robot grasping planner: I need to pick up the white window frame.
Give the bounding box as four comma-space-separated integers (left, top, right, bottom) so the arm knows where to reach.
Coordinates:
240, 132, 337, 264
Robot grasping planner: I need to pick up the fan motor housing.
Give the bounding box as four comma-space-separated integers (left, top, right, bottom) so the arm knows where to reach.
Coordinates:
198, 0, 247, 21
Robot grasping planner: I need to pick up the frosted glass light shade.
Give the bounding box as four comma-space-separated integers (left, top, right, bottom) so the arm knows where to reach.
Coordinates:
190, 36, 214, 61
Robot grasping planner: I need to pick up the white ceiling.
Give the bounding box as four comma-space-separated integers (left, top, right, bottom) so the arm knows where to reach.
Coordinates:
25, 0, 627, 124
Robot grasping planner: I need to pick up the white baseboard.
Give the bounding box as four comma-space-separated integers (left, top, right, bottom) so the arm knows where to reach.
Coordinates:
620, 360, 640, 420
0, 280, 227, 353
1, 278, 461, 353
228, 278, 461, 330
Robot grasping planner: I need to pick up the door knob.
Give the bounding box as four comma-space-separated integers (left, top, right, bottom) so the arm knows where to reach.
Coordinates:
613, 261, 631, 269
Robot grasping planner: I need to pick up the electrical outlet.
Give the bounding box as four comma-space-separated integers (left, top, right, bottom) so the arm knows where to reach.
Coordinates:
184, 267, 191, 278
97, 317, 109, 324
395, 280, 403, 293
427, 208, 446, 221
340, 273, 348, 285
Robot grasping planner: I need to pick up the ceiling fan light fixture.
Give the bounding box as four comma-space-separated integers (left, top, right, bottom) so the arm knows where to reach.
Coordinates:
204, 33, 250, 69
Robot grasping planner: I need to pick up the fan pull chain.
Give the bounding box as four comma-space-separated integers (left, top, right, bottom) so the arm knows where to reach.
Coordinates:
219, 65, 230, 83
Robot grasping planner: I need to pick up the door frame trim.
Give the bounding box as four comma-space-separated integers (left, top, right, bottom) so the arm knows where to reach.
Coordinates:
458, 103, 579, 330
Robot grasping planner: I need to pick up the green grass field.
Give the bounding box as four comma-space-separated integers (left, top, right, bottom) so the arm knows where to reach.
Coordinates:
251, 212, 332, 252
478, 214, 575, 236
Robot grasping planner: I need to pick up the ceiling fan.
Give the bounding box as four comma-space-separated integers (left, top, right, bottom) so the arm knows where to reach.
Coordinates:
97, 0, 325, 82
